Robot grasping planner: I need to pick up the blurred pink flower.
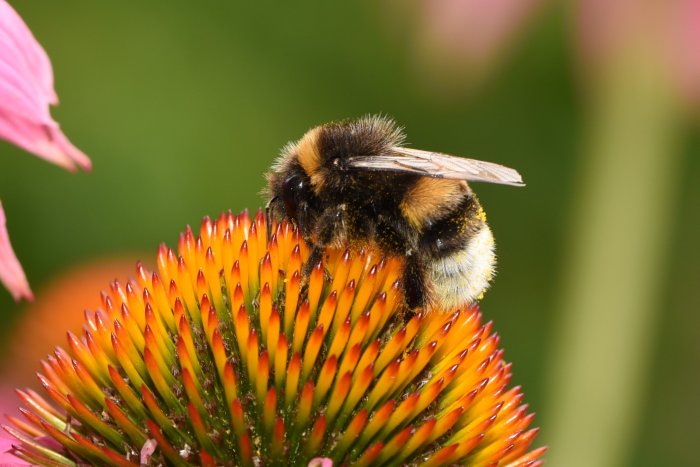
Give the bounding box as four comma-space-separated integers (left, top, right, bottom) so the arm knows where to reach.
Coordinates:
574, 0, 642, 69
0, 0, 91, 301
0, 202, 32, 301
0, 0, 91, 171
421, 0, 544, 67
393, 0, 545, 91
575, 0, 700, 107
400, 0, 700, 108
668, 0, 700, 106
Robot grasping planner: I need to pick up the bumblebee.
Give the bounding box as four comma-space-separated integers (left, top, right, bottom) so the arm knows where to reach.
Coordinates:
265, 115, 523, 310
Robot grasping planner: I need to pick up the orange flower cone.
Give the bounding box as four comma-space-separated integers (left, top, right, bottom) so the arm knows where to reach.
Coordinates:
3, 209, 544, 466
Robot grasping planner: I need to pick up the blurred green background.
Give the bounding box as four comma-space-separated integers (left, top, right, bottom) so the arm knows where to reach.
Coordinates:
1, 1, 698, 466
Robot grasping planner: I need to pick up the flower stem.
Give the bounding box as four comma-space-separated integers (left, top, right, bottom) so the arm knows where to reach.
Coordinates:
544, 49, 682, 466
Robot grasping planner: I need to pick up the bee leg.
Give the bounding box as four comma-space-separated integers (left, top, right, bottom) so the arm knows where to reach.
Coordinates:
316, 206, 347, 246
403, 254, 427, 309
298, 246, 325, 300
303, 246, 324, 277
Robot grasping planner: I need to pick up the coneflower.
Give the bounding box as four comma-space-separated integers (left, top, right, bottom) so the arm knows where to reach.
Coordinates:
3, 209, 544, 466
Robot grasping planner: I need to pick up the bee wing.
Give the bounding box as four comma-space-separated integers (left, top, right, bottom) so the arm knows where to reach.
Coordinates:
349, 147, 525, 186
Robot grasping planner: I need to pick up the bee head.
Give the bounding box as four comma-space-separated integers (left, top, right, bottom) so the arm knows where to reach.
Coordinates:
265, 115, 404, 231
265, 126, 323, 231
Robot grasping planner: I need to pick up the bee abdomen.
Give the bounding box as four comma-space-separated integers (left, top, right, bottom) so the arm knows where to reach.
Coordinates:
426, 225, 496, 310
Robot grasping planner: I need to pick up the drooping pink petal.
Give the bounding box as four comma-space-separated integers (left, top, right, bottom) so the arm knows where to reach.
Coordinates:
0, 109, 90, 171
0, 0, 90, 171
0, 1, 55, 119
0, 201, 33, 302
0, 0, 55, 104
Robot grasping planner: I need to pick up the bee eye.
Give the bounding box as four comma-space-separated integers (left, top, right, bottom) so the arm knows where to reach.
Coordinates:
283, 175, 303, 194
282, 175, 303, 219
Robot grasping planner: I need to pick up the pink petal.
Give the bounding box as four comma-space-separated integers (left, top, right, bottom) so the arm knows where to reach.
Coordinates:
0, 201, 33, 302
0, 1, 55, 102
0, 108, 90, 171
308, 458, 333, 467
0, 384, 61, 465
0, 436, 30, 466
0, 1, 55, 120
0, 0, 90, 171
140, 439, 158, 464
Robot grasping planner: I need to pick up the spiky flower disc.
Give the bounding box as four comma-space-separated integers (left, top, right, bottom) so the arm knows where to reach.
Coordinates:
4, 209, 544, 466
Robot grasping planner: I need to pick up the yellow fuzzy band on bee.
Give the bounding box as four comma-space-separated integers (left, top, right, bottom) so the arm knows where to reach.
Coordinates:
295, 127, 325, 194
399, 178, 469, 229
